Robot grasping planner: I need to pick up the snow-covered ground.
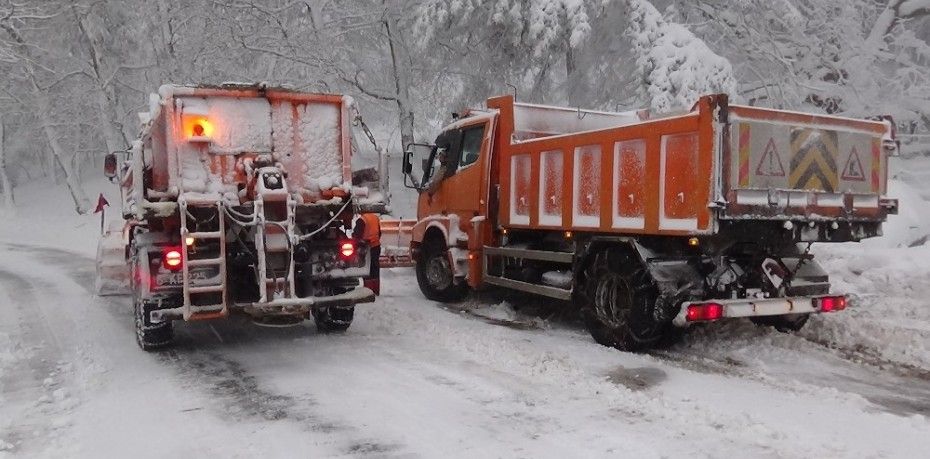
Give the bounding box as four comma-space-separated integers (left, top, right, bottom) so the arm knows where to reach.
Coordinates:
2, 159, 930, 457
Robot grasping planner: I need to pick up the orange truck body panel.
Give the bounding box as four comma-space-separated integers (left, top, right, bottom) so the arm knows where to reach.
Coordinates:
491, 95, 718, 235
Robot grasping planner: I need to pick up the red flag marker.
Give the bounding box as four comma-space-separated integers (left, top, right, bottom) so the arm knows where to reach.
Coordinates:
94, 193, 110, 214
95, 193, 110, 235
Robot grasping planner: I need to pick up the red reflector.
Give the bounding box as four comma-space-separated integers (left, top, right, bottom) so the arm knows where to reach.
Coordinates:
820, 295, 846, 312
686, 303, 724, 322
163, 249, 183, 271
192, 123, 205, 136
836, 296, 847, 310
340, 242, 355, 259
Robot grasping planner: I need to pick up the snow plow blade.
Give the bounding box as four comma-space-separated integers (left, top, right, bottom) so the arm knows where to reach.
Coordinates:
94, 225, 130, 296
380, 219, 416, 268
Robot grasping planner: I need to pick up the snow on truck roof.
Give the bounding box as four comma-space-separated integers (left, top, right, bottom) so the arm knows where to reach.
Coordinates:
507, 100, 648, 140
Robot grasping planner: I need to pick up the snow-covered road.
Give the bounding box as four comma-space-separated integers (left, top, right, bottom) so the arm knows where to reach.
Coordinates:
1, 242, 929, 458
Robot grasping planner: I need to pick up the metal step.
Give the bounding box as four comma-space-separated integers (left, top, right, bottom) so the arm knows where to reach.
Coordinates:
188, 285, 224, 294
483, 274, 573, 301
483, 246, 573, 263
187, 309, 228, 321
187, 257, 224, 267
188, 231, 223, 239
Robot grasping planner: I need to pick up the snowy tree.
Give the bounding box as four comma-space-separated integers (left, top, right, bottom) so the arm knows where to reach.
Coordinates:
0, 1, 92, 213
0, 114, 12, 214
0, 0, 926, 215
412, 0, 594, 108
677, 0, 930, 152
626, 0, 737, 112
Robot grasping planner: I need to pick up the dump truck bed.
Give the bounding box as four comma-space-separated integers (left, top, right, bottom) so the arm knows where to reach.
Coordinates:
489, 95, 895, 236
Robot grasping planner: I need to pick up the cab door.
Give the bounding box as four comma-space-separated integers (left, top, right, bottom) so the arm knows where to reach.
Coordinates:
420, 115, 493, 232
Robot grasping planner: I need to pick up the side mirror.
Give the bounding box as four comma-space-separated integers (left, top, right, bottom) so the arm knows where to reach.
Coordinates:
103, 153, 118, 179
403, 143, 435, 190
403, 149, 413, 174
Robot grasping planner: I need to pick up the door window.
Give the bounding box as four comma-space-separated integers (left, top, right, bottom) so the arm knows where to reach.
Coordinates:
458, 125, 485, 170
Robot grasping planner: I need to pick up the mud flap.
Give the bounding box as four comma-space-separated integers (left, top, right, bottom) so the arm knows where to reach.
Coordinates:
95, 227, 131, 296
631, 242, 705, 322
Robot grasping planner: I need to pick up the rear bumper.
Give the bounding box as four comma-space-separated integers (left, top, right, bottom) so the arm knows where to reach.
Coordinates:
150, 286, 376, 322
671, 295, 842, 327
241, 287, 376, 317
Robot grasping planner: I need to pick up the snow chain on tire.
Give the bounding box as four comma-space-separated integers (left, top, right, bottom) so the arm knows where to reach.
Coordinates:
134, 299, 174, 351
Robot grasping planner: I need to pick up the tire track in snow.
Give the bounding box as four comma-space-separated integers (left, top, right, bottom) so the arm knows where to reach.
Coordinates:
0, 243, 408, 457
436, 284, 930, 418
654, 321, 930, 418
0, 267, 80, 456
158, 330, 408, 457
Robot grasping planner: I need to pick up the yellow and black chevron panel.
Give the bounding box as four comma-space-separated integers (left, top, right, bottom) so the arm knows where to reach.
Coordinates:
789, 128, 838, 192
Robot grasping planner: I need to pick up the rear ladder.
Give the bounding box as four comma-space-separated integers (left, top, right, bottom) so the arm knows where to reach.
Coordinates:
179, 197, 229, 320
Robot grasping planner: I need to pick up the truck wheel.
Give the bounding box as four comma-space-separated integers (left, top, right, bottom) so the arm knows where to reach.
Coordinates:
312, 306, 354, 333
133, 298, 173, 351
416, 237, 468, 302
580, 251, 668, 352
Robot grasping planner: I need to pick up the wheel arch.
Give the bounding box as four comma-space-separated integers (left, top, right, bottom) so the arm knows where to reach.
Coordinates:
411, 217, 452, 259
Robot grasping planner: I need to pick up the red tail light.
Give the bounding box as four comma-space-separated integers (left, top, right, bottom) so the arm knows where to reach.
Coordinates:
686, 302, 724, 322
818, 295, 847, 312
339, 241, 356, 260
163, 248, 183, 271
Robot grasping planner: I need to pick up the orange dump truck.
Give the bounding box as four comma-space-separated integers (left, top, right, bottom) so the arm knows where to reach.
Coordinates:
402, 94, 898, 351
97, 84, 384, 350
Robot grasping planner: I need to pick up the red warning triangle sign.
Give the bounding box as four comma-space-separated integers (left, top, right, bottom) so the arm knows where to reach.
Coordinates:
841, 146, 865, 181
755, 138, 785, 177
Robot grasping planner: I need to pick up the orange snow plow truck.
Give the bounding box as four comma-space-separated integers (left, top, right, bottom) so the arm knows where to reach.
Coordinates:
96, 84, 385, 350
402, 94, 898, 351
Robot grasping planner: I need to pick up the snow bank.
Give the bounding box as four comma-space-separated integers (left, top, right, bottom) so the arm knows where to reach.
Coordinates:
858, 178, 930, 249
803, 156, 930, 371
0, 178, 114, 256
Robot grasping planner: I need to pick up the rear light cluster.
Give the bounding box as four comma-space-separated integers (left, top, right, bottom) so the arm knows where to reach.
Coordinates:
817, 295, 847, 312
339, 240, 356, 260
163, 247, 183, 271
686, 302, 724, 322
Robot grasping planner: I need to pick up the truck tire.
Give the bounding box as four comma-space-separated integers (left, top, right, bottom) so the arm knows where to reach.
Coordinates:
134, 298, 174, 351
312, 306, 354, 333
579, 250, 669, 352
416, 237, 468, 302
